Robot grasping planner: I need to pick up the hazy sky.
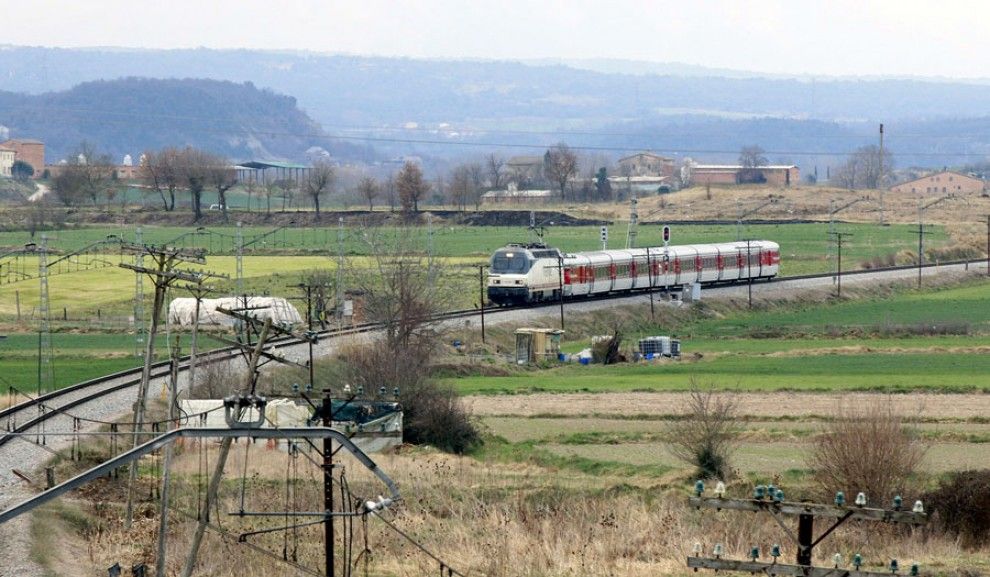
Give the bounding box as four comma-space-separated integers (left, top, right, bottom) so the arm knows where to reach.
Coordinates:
3, 0, 988, 78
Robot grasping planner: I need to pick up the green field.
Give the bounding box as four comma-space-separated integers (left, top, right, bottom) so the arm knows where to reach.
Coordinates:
0, 332, 225, 392
0, 221, 948, 276
447, 278, 990, 394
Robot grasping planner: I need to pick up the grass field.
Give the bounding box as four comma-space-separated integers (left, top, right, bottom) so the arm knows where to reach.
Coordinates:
0, 221, 949, 272
0, 332, 225, 392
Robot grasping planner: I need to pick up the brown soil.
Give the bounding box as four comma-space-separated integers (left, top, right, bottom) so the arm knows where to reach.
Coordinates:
467, 391, 990, 420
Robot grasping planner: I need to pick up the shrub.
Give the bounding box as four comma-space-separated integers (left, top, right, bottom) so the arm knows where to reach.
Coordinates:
338, 340, 481, 454
808, 400, 926, 503
667, 385, 740, 480
923, 470, 990, 549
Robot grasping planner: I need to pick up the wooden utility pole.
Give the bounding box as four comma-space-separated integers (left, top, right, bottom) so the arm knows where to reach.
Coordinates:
119, 244, 210, 530
180, 319, 272, 577
829, 231, 852, 297
321, 389, 335, 577
155, 339, 181, 577
478, 265, 486, 344
688, 486, 927, 576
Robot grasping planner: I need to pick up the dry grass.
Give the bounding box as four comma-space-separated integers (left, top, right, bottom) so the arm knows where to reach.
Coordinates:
577, 185, 990, 229
52, 443, 990, 576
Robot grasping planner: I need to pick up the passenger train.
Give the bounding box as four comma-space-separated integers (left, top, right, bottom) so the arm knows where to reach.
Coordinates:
486, 240, 780, 305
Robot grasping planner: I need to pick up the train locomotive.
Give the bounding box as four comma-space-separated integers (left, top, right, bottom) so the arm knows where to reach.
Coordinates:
486, 240, 780, 305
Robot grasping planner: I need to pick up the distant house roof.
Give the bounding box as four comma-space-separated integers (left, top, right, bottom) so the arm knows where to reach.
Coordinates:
617, 152, 673, 163
607, 175, 669, 183
482, 189, 553, 199
892, 170, 984, 188
237, 160, 309, 170
693, 164, 797, 170
1, 139, 44, 145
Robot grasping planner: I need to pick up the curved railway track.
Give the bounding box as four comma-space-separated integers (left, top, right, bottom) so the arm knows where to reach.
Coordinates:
1, 258, 985, 457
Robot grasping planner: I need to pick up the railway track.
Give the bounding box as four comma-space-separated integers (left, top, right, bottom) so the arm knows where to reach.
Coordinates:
1, 258, 985, 460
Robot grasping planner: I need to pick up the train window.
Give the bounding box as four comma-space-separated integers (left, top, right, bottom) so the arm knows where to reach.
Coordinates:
490, 250, 532, 274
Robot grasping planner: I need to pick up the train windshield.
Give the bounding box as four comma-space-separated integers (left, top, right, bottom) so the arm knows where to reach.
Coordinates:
490, 250, 532, 274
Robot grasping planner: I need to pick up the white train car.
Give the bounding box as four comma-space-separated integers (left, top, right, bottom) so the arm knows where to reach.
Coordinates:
487, 240, 780, 305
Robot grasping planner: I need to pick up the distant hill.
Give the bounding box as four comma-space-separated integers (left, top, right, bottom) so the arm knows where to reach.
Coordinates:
0, 76, 374, 164
1, 47, 990, 167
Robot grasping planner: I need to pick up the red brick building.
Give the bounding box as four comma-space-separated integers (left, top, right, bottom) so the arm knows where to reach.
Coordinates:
0, 139, 45, 178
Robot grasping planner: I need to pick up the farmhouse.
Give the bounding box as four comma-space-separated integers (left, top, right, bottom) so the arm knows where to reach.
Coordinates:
616, 152, 676, 178
0, 146, 14, 178
889, 171, 986, 195
0, 139, 45, 178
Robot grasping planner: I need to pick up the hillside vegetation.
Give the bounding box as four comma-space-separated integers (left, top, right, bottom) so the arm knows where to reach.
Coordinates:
0, 77, 373, 162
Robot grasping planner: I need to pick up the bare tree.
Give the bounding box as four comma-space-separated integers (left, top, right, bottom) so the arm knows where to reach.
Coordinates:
304, 160, 335, 219
833, 146, 894, 190
467, 162, 485, 210
276, 178, 296, 210
262, 178, 278, 214
140, 147, 182, 211
396, 161, 429, 213
339, 228, 478, 453
179, 147, 211, 222
384, 173, 396, 212
53, 142, 114, 207
738, 145, 768, 184
808, 399, 925, 502
357, 176, 380, 211
487, 153, 506, 189
544, 142, 579, 200
667, 385, 741, 480
448, 164, 472, 211
855, 145, 893, 189
205, 153, 237, 221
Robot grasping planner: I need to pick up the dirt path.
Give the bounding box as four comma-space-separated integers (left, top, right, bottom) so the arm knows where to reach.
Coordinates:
467, 391, 990, 420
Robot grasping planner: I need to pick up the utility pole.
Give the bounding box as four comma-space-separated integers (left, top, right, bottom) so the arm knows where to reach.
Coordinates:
181, 280, 219, 393
118, 244, 212, 530
829, 231, 852, 297
36, 235, 53, 396
321, 389, 335, 577
915, 195, 954, 288
235, 222, 244, 296
336, 217, 345, 324
155, 339, 181, 577
557, 254, 565, 330
134, 227, 145, 358
180, 319, 273, 577
689, 484, 927, 576
878, 123, 885, 226
478, 265, 486, 344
